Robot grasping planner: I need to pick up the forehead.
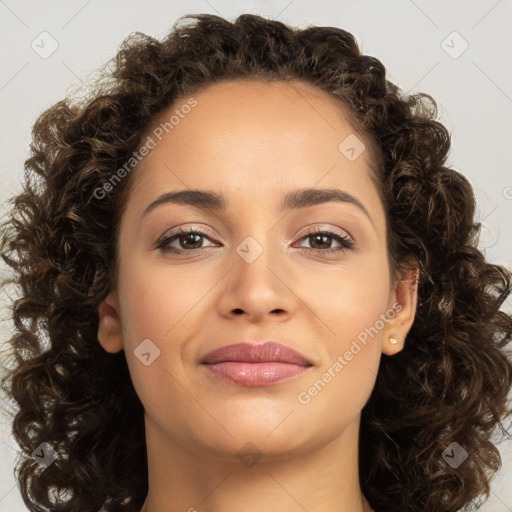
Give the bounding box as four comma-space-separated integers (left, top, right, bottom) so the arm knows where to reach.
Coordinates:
150, 78, 362, 146
126, 78, 384, 227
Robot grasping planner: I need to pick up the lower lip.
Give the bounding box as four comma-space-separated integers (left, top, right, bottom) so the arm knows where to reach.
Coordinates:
202, 362, 310, 387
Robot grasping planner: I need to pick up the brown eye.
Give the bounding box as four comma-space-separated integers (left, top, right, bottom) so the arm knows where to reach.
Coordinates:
294, 226, 355, 255
155, 227, 218, 253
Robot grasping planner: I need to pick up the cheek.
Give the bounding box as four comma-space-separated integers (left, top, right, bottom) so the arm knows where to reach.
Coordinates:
298, 276, 385, 426
297, 254, 388, 405
117, 254, 209, 346
115, 260, 209, 418
299, 254, 391, 345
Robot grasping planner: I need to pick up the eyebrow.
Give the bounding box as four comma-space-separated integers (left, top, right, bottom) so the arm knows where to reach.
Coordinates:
141, 187, 374, 227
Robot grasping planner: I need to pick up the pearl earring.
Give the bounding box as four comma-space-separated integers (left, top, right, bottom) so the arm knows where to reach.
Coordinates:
389, 337, 399, 345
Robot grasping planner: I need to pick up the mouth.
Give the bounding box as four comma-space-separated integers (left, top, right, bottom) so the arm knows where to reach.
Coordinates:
200, 341, 313, 387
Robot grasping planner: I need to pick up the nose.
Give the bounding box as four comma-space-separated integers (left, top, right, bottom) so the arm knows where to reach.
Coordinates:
216, 239, 296, 323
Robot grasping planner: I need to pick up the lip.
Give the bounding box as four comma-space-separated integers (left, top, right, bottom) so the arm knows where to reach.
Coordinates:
200, 341, 313, 387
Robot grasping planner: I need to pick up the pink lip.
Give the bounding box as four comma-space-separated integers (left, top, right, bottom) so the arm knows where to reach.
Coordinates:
200, 341, 313, 387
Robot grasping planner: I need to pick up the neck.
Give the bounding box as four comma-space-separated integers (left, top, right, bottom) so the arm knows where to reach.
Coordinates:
140, 413, 373, 512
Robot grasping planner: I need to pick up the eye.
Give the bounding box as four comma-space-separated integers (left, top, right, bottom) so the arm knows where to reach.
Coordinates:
154, 224, 355, 256
154, 226, 218, 253
293, 226, 355, 255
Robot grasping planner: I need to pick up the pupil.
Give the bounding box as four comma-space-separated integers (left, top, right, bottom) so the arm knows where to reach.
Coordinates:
182, 233, 202, 249
311, 234, 330, 249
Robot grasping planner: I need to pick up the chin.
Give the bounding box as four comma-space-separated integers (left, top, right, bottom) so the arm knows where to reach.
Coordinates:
189, 413, 318, 461
195, 432, 311, 465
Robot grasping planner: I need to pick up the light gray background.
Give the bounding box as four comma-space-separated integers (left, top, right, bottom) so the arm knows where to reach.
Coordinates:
1, 1, 511, 511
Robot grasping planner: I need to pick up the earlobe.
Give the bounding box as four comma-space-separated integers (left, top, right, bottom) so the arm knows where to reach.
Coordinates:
97, 290, 123, 353
382, 262, 420, 356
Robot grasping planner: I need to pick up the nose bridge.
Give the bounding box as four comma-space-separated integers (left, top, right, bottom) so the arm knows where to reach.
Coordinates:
221, 191, 292, 269
239, 198, 291, 256
233, 229, 280, 285
231, 207, 281, 264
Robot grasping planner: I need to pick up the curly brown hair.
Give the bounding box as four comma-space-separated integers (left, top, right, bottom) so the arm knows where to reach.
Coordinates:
1, 12, 512, 512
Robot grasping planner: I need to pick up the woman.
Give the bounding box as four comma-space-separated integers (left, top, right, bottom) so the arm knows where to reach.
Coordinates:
1, 13, 511, 512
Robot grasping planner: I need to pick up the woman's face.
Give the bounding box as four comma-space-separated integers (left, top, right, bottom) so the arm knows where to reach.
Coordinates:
98, 79, 417, 460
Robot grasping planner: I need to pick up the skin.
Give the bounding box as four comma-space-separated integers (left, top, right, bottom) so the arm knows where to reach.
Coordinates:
97, 79, 418, 512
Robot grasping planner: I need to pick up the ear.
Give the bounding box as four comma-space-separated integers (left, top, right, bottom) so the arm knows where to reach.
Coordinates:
97, 290, 123, 353
382, 259, 419, 356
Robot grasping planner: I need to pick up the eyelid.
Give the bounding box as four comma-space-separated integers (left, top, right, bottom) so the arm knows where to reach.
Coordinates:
153, 224, 219, 250
296, 223, 352, 238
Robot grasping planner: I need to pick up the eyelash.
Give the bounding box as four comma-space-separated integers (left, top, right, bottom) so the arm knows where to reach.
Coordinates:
154, 225, 355, 256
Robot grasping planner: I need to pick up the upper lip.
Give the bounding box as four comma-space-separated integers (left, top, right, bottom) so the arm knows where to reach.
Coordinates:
201, 341, 313, 366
